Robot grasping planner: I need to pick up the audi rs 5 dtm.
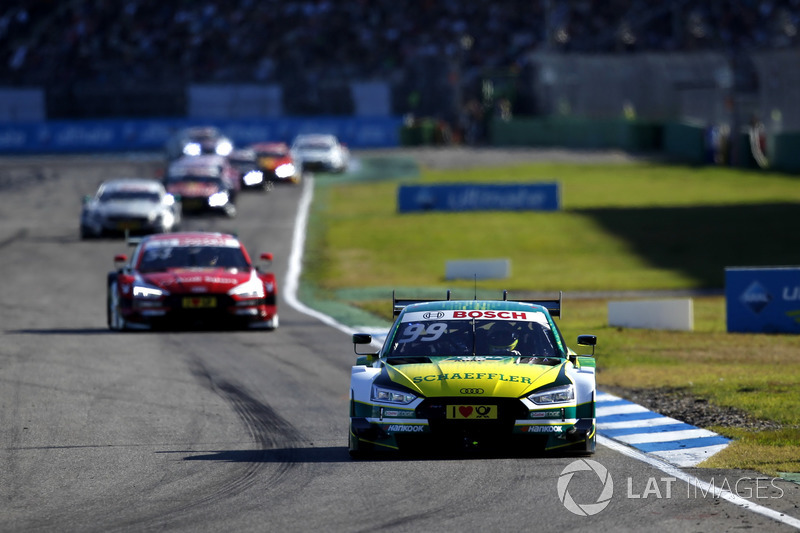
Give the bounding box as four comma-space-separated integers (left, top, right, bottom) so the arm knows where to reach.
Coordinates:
107, 232, 278, 331
349, 292, 597, 458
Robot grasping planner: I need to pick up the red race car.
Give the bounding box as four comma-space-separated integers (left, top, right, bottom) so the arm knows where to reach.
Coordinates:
248, 142, 301, 185
107, 232, 278, 331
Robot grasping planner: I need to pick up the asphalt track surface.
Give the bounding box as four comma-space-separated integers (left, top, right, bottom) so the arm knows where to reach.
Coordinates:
1, 150, 798, 532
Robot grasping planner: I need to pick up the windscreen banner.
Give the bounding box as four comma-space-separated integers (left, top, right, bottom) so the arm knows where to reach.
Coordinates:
726, 267, 800, 333
397, 183, 560, 212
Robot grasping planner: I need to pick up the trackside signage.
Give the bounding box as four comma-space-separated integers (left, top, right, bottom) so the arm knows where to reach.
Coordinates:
397, 183, 560, 212
0, 117, 403, 154
726, 267, 800, 333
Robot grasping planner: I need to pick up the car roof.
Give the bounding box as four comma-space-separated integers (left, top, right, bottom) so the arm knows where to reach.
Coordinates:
250, 142, 289, 151
293, 134, 337, 144
100, 178, 164, 192
141, 232, 242, 248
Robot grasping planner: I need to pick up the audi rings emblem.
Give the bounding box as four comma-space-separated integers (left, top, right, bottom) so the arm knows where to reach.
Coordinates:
422, 311, 445, 319
460, 388, 485, 394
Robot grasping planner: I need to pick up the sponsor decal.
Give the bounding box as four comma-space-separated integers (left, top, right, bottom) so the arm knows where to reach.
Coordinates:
412, 372, 534, 384
383, 410, 415, 418
453, 310, 528, 319
386, 424, 425, 433
526, 425, 564, 433
530, 411, 561, 418
447, 405, 496, 420
401, 309, 549, 324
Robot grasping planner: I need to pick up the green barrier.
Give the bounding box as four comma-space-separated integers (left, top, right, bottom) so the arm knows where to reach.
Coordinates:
489, 117, 662, 152
772, 132, 800, 173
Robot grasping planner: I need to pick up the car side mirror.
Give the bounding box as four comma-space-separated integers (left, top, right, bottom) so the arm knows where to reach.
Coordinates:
353, 333, 379, 358
82, 195, 91, 205
114, 254, 128, 270
577, 334, 597, 356
259, 252, 273, 266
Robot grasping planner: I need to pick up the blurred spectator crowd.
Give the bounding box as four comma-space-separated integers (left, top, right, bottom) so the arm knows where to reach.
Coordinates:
1, 0, 799, 87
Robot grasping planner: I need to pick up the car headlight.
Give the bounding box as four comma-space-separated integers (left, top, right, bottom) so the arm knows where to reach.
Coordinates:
183, 142, 201, 156
228, 278, 265, 299
215, 141, 233, 157
133, 283, 166, 299
243, 170, 264, 186
274, 163, 296, 179
527, 384, 575, 405
371, 385, 417, 405
208, 191, 229, 207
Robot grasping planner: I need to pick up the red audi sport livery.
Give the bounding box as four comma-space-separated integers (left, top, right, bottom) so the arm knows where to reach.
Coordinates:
107, 232, 278, 330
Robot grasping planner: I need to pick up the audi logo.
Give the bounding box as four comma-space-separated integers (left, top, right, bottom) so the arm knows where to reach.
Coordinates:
460, 388, 485, 394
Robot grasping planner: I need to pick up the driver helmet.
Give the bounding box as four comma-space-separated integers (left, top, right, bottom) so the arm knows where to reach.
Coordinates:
487, 324, 519, 354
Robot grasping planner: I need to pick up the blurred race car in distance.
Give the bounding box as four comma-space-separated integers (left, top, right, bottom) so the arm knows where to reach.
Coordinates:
348, 291, 597, 458
165, 126, 234, 161
80, 178, 181, 239
164, 155, 239, 217
107, 231, 278, 331
227, 147, 271, 190
248, 142, 300, 185
290, 133, 349, 173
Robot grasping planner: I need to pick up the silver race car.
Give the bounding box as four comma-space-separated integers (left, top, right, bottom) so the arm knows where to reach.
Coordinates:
80, 178, 181, 239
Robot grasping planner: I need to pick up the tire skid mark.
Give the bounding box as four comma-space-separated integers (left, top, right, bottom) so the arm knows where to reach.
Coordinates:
185, 357, 304, 498
0, 228, 28, 249
116, 357, 307, 532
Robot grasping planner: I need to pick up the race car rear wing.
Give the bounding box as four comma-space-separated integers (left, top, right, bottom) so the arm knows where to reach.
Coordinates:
392, 290, 563, 318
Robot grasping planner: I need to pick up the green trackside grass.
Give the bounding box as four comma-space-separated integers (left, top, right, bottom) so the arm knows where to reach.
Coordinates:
302, 157, 800, 475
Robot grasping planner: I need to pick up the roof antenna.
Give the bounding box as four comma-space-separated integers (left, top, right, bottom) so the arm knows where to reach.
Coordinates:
474, 274, 477, 300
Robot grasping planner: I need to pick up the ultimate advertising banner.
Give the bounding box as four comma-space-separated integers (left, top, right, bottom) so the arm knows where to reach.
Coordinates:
397, 183, 560, 213
726, 267, 800, 333
0, 117, 403, 154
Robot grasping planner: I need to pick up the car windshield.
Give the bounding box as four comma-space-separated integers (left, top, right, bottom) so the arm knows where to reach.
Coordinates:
387, 316, 562, 359
165, 174, 222, 185
138, 245, 249, 272
296, 141, 332, 150
259, 151, 285, 158
100, 190, 160, 203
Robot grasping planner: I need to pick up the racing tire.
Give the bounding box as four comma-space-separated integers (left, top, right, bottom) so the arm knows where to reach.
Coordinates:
107, 279, 127, 331
348, 432, 373, 460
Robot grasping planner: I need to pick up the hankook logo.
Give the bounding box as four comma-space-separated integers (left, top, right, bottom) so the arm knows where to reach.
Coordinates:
460, 388, 484, 394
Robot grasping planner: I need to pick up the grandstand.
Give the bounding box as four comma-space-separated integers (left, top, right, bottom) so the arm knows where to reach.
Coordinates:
1, 0, 799, 153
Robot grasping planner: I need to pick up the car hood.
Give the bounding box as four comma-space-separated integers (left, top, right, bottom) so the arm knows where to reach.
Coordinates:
139, 268, 251, 292
385, 357, 568, 398
166, 182, 220, 197
90, 200, 160, 217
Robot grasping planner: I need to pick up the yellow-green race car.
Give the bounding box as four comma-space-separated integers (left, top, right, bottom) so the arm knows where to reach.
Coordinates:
349, 292, 597, 458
